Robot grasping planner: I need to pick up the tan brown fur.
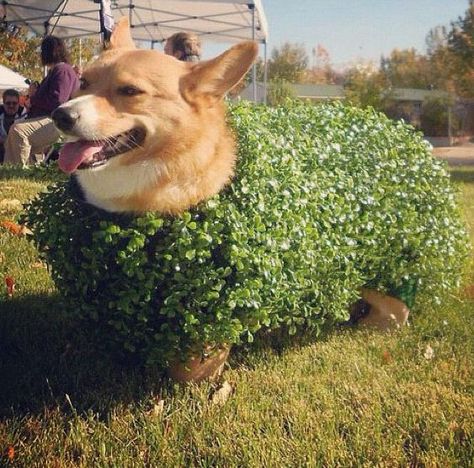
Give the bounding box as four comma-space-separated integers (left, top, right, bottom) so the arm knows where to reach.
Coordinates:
115, 105, 236, 213
61, 18, 258, 214
359, 289, 410, 330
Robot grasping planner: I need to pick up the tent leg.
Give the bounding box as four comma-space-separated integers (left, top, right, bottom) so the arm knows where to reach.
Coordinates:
250, 4, 257, 102
263, 41, 267, 105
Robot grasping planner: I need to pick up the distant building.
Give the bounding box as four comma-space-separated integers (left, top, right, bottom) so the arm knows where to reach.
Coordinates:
289, 84, 345, 101
238, 83, 473, 141
386, 88, 450, 128
239, 82, 448, 106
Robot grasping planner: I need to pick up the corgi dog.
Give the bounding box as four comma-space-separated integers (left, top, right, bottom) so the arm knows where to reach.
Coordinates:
52, 18, 258, 214
51, 18, 409, 331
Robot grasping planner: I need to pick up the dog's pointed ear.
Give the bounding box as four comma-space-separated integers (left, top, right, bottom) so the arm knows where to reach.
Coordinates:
108, 17, 136, 50
182, 41, 258, 105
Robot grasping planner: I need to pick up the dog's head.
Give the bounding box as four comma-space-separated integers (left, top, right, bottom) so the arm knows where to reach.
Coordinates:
53, 18, 257, 179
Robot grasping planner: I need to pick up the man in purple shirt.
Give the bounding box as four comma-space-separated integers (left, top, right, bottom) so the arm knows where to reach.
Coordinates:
3, 35, 79, 166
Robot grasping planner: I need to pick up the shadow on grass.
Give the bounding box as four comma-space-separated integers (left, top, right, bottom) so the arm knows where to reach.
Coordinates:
0, 291, 320, 418
0, 293, 168, 419
0, 291, 338, 418
449, 167, 474, 184
230, 320, 344, 372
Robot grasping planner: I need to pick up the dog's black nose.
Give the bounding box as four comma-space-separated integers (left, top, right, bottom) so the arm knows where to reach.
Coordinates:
52, 107, 79, 132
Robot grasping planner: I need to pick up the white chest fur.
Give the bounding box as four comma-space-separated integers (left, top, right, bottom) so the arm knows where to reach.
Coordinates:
76, 158, 164, 212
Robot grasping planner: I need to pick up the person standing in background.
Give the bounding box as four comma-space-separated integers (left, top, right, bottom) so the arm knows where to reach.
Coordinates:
164, 32, 201, 62
3, 35, 79, 166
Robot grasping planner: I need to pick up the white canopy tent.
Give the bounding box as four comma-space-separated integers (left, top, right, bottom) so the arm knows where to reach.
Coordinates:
0, 64, 28, 90
1, 0, 268, 101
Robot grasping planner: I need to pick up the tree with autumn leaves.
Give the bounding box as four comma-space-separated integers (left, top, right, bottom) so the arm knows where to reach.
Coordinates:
0, 27, 99, 83
0, 29, 42, 82
264, 1, 473, 107
1, 2, 471, 109
444, 0, 474, 97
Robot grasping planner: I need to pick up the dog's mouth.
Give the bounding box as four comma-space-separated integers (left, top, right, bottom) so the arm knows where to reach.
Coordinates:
58, 127, 146, 174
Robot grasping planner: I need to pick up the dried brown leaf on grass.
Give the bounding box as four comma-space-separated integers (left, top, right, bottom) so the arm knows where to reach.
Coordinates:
146, 397, 165, 418
7, 445, 15, 461
381, 349, 393, 364
5, 276, 15, 297
1, 220, 32, 236
211, 381, 233, 405
463, 284, 474, 299
423, 344, 435, 360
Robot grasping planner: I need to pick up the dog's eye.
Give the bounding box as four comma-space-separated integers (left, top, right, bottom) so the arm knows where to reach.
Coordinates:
79, 78, 89, 90
117, 86, 144, 97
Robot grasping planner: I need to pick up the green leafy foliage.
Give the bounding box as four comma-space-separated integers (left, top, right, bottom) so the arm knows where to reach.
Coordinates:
267, 78, 296, 106
420, 96, 460, 137
23, 101, 469, 367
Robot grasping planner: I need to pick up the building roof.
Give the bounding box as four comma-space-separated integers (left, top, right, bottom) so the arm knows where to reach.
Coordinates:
239, 82, 452, 103
291, 84, 345, 99
391, 88, 450, 102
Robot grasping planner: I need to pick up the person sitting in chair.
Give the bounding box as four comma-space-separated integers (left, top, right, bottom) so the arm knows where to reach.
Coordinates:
3, 35, 79, 166
23, 80, 40, 115
0, 89, 26, 164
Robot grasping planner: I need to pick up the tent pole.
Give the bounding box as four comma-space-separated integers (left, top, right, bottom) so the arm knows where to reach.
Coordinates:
250, 4, 256, 102
79, 38, 82, 67
263, 40, 267, 105
48, 0, 68, 36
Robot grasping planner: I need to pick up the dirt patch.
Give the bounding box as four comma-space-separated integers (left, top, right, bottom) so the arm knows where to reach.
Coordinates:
432, 145, 474, 166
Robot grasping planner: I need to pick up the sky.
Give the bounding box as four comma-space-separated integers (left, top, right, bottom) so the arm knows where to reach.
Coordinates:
201, 0, 469, 70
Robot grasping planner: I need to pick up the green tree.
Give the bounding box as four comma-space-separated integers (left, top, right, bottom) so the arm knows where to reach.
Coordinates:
446, 0, 474, 97
423, 2, 474, 97
267, 42, 308, 82
426, 26, 456, 92
267, 78, 295, 106
67, 37, 100, 69
344, 64, 390, 111
426, 25, 448, 56
380, 48, 433, 89
420, 96, 459, 136
304, 44, 339, 84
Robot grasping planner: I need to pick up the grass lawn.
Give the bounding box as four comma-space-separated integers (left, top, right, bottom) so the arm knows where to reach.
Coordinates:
0, 164, 473, 467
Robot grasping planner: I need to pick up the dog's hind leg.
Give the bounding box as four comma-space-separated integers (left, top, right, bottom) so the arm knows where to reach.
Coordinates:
357, 288, 410, 331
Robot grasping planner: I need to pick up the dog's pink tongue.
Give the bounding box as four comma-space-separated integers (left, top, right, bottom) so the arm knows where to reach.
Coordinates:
58, 141, 104, 174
